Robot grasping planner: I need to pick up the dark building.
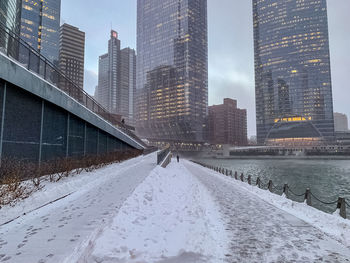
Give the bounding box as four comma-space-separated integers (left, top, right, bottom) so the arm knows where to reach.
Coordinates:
0, 0, 21, 56
0, 0, 21, 33
59, 24, 85, 89
136, 0, 208, 145
96, 31, 136, 125
253, 0, 335, 146
19, 0, 61, 64
208, 98, 247, 146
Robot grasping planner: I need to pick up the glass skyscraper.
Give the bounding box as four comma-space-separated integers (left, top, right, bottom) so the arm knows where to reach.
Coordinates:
0, 0, 21, 33
136, 0, 208, 145
253, 0, 335, 146
20, 0, 61, 64
96, 30, 120, 115
0, 0, 21, 56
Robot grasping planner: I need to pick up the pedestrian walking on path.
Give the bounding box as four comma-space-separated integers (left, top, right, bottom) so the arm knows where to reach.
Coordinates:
177, 155, 180, 163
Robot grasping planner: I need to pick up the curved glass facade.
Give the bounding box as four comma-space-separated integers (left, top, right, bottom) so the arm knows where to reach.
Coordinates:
253, 0, 335, 145
136, 0, 208, 144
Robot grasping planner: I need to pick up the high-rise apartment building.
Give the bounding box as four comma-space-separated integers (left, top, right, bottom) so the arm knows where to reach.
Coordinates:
96, 31, 136, 125
208, 98, 247, 146
334, 113, 349, 132
59, 24, 85, 90
136, 0, 208, 145
20, 0, 61, 64
253, 0, 335, 146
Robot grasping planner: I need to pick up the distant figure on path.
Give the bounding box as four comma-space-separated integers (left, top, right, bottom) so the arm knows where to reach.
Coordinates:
177, 155, 180, 163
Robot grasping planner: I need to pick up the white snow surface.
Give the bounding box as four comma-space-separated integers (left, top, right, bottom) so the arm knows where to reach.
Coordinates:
185, 160, 350, 262
82, 161, 229, 263
1, 155, 350, 262
0, 154, 148, 226
0, 154, 156, 262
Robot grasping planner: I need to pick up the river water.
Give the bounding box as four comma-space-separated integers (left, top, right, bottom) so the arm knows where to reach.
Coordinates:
194, 158, 350, 217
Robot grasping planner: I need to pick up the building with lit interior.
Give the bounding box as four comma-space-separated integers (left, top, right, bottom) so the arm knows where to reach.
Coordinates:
19, 0, 61, 64
253, 0, 335, 146
136, 0, 208, 147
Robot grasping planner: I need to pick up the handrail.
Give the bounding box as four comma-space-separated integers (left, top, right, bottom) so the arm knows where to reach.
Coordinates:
0, 22, 146, 148
192, 160, 348, 219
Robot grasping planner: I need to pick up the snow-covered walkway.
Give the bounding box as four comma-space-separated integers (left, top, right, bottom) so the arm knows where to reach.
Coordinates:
1, 156, 350, 263
0, 154, 156, 263
184, 161, 350, 262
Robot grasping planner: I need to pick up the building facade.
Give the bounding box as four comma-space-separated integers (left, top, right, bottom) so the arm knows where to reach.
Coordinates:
120, 48, 136, 125
334, 112, 349, 132
19, 0, 61, 64
136, 0, 208, 145
253, 0, 335, 146
0, 0, 21, 56
59, 23, 85, 89
208, 98, 247, 146
96, 31, 136, 125
96, 30, 120, 114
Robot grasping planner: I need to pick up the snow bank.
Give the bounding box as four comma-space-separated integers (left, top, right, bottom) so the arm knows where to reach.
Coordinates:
0, 154, 147, 225
85, 161, 229, 263
190, 161, 350, 250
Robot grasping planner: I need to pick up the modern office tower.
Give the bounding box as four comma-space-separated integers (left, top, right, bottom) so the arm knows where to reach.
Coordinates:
120, 47, 136, 125
0, 0, 21, 55
96, 31, 136, 125
136, 0, 208, 145
208, 98, 247, 146
334, 113, 349, 132
19, 0, 61, 64
0, 0, 21, 33
59, 24, 85, 89
253, 0, 335, 146
96, 30, 120, 114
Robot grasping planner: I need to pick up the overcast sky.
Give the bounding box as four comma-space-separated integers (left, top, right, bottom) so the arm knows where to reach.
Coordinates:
61, 0, 350, 137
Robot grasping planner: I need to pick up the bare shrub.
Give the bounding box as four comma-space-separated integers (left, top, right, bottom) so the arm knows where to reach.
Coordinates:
0, 149, 143, 206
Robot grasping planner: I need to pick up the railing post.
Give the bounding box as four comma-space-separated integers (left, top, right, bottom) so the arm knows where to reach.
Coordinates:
240, 173, 244, 182
337, 197, 346, 219
283, 184, 289, 198
268, 180, 273, 192
248, 175, 251, 185
230, 170, 233, 177
234, 171, 238, 180
304, 188, 312, 206
256, 177, 261, 188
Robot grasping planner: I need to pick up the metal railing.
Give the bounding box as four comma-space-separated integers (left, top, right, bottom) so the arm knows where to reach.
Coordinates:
157, 146, 170, 165
0, 22, 146, 148
192, 161, 349, 220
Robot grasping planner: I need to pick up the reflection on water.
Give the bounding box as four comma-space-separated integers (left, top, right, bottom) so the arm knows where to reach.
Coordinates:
195, 158, 350, 217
